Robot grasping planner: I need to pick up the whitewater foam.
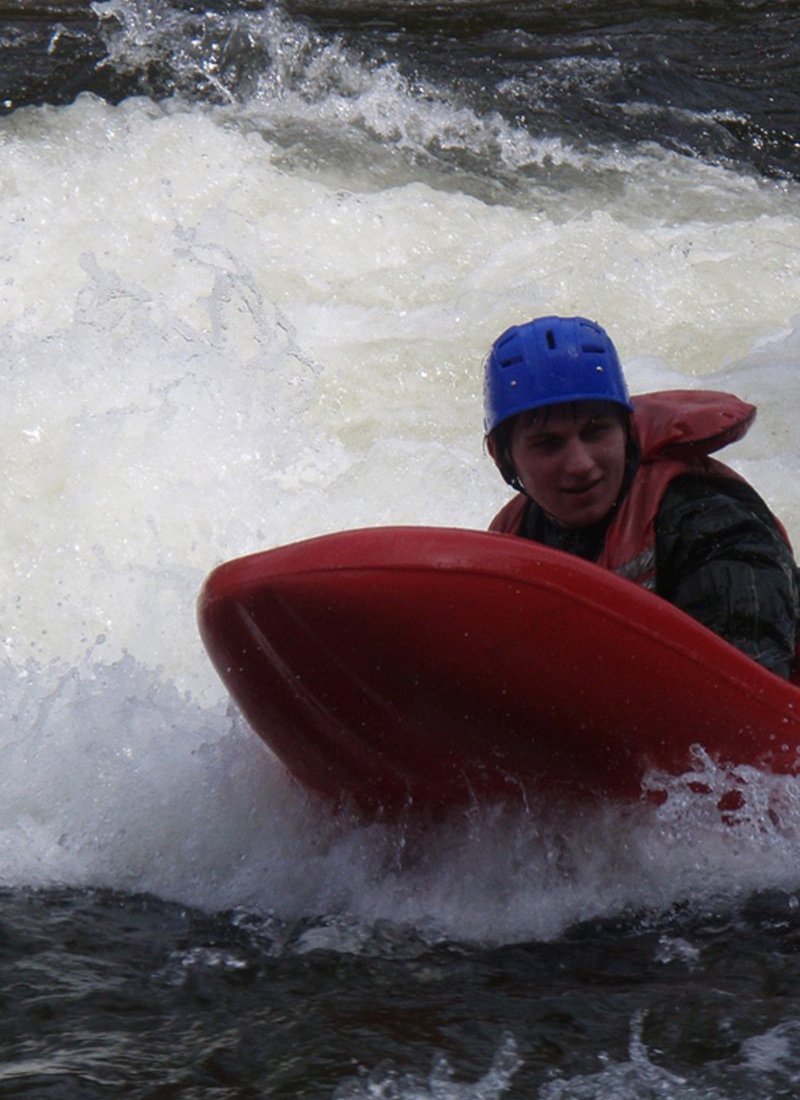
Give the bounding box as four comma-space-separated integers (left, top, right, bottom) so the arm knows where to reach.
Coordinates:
2, 28, 800, 932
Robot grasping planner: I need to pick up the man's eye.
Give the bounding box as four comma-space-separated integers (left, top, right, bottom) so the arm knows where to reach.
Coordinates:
584, 420, 613, 438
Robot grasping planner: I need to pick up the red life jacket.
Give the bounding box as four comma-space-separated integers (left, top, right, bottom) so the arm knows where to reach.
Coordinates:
489, 389, 792, 589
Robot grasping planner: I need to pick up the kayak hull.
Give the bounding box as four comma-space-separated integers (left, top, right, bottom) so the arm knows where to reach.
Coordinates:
197, 527, 800, 817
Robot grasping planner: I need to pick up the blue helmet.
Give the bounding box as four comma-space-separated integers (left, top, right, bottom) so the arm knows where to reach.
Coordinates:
483, 316, 632, 435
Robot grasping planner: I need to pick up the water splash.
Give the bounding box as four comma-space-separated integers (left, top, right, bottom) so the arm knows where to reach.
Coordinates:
332, 1032, 522, 1100
539, 1010, 722, 1100
2, 33, 800, 933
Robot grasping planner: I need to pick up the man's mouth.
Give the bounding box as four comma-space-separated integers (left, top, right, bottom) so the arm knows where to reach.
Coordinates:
563, 479, 602, 496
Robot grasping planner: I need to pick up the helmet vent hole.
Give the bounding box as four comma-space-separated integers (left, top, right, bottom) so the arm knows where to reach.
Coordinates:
545, 330, 557, 349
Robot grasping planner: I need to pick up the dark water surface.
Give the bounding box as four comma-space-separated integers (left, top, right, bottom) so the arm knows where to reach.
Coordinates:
5, 885, 800, 1098
2, 0, 799, 180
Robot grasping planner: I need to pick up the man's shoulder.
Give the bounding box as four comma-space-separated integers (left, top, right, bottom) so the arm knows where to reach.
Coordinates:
489, 494, 528, 534
659, 471, 776, 522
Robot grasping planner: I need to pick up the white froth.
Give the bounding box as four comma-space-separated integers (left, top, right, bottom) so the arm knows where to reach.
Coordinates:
2, 80, 800, 935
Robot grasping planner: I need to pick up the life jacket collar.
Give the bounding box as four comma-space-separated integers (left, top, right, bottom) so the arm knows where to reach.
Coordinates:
631, 390, 756, 463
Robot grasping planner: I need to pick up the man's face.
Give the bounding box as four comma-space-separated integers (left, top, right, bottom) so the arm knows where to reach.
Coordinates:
508, 401, 628, 529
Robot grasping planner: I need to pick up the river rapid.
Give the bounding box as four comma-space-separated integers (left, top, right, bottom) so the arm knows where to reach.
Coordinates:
2, 2, 800, 1096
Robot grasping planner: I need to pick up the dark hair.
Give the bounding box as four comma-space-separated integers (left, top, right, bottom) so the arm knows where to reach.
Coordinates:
488, 416, 523, 490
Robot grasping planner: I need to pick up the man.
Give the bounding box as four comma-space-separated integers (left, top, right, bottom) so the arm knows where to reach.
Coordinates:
484, 315, 799, 679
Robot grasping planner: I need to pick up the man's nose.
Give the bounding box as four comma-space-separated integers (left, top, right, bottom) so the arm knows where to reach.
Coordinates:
562, 439, 595, 476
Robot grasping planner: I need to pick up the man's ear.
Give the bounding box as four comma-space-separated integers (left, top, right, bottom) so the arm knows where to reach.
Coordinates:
486, 433, 499, 462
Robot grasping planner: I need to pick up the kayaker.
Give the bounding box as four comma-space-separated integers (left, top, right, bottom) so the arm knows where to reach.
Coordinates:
484, 315, 800, 679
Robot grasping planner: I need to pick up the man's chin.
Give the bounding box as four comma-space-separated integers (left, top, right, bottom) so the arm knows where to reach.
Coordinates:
554, 498, 612, 529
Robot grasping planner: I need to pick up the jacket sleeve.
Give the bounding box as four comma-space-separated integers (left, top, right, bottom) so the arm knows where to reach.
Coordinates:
654, 475, 799, 679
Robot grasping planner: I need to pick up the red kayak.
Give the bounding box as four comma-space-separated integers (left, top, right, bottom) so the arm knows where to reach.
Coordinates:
197, 526, 800, 818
